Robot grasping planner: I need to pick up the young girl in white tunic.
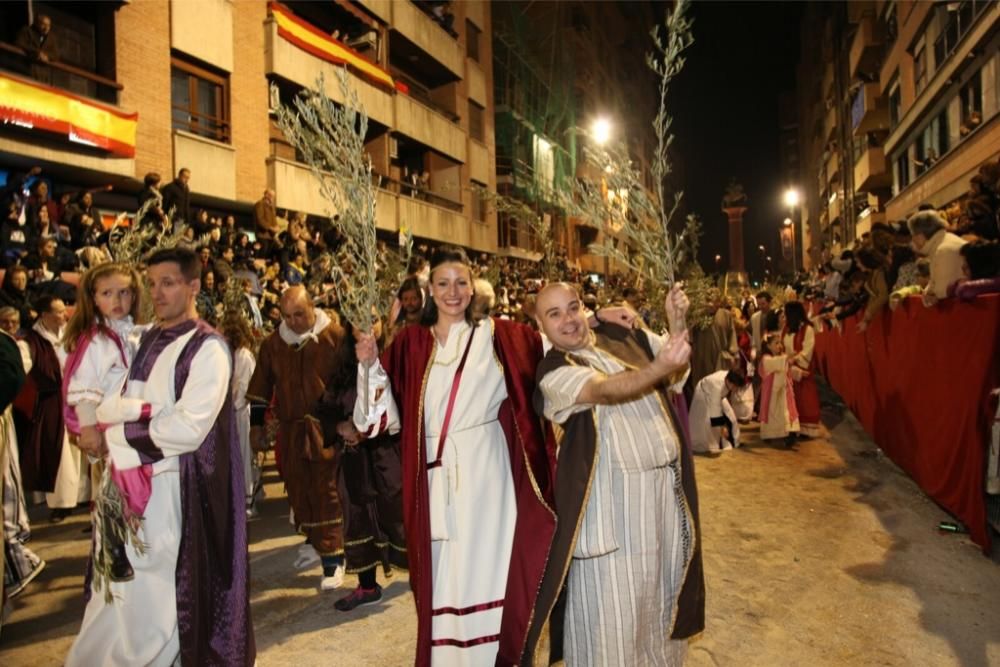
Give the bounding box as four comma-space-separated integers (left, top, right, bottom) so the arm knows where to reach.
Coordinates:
62, 262, 148, 585
758, 332, 800, 442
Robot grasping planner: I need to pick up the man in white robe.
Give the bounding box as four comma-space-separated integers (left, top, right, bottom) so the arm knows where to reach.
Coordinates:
529, 283, 704, 666
689, 369, 746, 453
66, 247, 254, 667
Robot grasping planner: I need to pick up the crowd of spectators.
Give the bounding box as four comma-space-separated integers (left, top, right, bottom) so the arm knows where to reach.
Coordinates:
1, 166, 624, 339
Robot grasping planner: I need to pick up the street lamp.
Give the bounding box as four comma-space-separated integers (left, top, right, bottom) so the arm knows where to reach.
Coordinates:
783, 188, 800, 275
589, 116, 613, 278
591, 117, 612, 146
783, 188, 800, 208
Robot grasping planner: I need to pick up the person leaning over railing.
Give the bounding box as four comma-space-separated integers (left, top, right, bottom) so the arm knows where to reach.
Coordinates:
908, 210, 967, 306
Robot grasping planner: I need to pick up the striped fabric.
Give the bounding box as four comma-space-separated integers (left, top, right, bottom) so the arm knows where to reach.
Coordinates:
539, 343, 693, 665
564, 461, 690, 667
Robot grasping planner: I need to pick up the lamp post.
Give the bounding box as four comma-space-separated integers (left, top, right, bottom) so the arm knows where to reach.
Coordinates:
591, 117, 612, 146
591, 116, 613, 279
783, 188, 800, 275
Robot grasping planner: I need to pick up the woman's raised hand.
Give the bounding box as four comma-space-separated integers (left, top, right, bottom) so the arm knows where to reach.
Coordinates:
356, 332, 379, 368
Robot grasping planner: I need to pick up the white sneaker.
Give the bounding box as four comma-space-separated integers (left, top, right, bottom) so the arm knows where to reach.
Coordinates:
294, 545, 320, 570
320, 565, 345, 591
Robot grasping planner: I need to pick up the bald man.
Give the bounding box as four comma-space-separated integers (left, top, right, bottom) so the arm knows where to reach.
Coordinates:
523, 283, 706, 666
247, 285, 348, 590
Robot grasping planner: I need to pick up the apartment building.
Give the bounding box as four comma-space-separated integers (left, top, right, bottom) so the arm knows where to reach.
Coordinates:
0, 0, 498, 252
490, 1, 659, 277
793, 0, 999, 268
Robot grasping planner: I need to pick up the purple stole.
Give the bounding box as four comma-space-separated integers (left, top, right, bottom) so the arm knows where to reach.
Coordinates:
126, 319, 255, 666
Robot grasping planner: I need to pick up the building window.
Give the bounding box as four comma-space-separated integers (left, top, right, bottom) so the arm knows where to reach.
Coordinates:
888, 74, 901, 128
466, 20, 480, 63
913, 37, 928, 94
894, 151, 910, 194
883, 2, 898, 48
933, 0, 991, 67
468, 101, 484, 142
960, 69, 983, 138
171, 56, 230, 143
470, 180, 487, 222
851, 135, 866, 165
935, 109, 950, 155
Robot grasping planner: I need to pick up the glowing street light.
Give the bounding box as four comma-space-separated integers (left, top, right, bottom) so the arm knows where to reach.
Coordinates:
783, 188, 800, 208
591, 117, 612, 145
782, 188, 800, 275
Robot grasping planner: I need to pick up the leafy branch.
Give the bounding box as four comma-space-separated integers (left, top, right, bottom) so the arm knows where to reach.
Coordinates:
272, 69, 379, 335
558, 1, 695, 330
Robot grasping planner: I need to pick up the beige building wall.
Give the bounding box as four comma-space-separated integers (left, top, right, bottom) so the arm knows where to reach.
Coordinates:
1, 0, 498, 252
231, 1, 270, 203
116, 0, 173, 182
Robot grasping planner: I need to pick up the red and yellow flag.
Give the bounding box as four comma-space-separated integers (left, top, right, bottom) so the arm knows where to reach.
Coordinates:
0, 71, 137, 158
269, 2, 403, 92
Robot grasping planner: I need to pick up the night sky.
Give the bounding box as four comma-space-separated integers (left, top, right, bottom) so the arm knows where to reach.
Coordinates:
670, 1, 804, 280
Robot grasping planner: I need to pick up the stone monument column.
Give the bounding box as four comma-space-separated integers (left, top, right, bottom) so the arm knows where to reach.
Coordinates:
721, 179, 748, 273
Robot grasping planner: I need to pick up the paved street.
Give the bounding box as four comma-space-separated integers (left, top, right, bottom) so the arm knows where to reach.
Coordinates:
2, 385, 998, 666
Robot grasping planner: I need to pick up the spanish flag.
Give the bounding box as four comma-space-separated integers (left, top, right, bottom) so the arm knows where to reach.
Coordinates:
269, 2, 404, 93
0, 71, 137, 158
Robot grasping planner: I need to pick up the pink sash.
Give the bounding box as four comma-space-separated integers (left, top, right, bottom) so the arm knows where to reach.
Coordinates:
62, 326, 128, 436
63, 325, 152, 518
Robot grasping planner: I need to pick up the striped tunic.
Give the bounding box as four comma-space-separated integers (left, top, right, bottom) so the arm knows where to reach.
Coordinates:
539, 338, 693, 666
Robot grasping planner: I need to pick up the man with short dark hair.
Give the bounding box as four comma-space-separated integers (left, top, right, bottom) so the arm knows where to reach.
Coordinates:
15, 14, 57, 82
160, 168, 192, 226
749, 291, 772, 354
66, 246, 254, 666
689, 368, 747, 453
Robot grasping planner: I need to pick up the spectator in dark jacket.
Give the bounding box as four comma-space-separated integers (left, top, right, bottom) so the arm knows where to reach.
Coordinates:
160, 168, 191, 225
14, 14, 58, 83
64, 191, 101, 249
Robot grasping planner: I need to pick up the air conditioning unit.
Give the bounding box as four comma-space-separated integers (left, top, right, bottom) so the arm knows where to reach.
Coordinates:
389, 137, 399, 159
347, 31, 378, 53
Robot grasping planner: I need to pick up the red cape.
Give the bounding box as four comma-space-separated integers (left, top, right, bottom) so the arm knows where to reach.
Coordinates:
380, 318, 556, 666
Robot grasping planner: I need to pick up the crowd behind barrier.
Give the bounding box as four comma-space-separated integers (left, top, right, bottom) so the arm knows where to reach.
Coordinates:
813, 294, 1000, 552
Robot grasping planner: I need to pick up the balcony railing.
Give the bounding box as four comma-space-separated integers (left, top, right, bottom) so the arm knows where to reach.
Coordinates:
825, 105, 838, 142
854, 144, 891, 192
849, 14, 883, 79
933, 0, 991, 70
411, 1, 458, 39
380, 175, 463, 212
389, 67, 459, 122
851, 82, 890, 136
0, 41, 121, 104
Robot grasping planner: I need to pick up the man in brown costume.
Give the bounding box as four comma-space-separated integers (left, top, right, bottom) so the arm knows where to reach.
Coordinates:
247, 285, 347, 590
525, 282, 705, 666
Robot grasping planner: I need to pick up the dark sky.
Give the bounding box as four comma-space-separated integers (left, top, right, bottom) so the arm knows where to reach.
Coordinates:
670, 1, 803, 280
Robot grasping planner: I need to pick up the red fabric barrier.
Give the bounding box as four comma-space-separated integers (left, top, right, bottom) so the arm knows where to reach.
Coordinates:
813, 294, 1000, 553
